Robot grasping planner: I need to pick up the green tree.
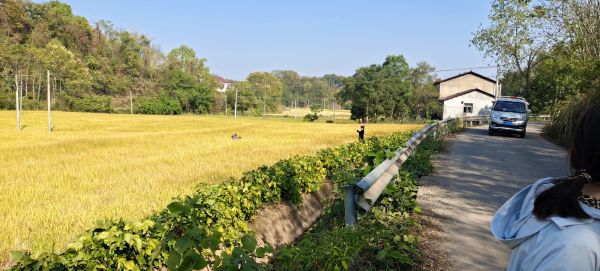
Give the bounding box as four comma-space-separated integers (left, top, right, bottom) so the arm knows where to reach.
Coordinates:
410, 62, 441, 119
240, 72, 284, 113
30, 39, 91, 90
166, 45, 216, 90
272, 70, 303, 105
338, 55, 413, 121
162, 68, 214, 114
471, 0, 553, 100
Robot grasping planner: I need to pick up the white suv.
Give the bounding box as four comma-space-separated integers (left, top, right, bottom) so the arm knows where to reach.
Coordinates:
488, 97, 529, 138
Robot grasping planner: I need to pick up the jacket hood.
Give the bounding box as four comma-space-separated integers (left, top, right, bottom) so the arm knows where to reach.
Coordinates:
491, 177, 600, 248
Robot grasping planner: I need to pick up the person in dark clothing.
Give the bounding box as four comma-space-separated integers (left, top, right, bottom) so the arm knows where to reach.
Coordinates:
357, 126, 365, 141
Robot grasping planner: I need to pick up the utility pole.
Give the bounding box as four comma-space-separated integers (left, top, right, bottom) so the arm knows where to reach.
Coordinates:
294, 98, 297, 119
15, 74, 20, 131
234, 88, 238, 119
47, 70, 51, 132
19, 74, 23, 112
333, 101, 336, 120
129, 89, 133, 114
224, 93, 228, 116
495, 65, 500, 98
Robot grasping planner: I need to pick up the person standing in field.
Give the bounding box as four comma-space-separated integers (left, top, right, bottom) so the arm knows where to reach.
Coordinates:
357, 126, 365, 141
491, 104, 600, 270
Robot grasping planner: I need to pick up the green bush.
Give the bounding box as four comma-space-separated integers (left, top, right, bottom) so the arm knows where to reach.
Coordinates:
270, 137, 445, 270
303, 113, 318, 122
69, 94, 115, 113
134, 96, 182, 115
0, 90, 15, 109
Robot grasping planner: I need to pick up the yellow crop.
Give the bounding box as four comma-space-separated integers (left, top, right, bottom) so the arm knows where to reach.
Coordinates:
0, 110, 421, 264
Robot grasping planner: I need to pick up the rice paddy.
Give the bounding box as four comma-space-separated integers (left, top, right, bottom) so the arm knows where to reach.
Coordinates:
0, 110, 421, 264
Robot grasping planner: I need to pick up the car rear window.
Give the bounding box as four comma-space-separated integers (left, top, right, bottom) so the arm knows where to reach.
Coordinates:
493, 101, 526, 113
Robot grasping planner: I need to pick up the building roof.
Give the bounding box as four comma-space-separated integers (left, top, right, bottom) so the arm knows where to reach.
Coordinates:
212, 75, 232, 84
434, 71, 497, 85
440, 88, 496, 101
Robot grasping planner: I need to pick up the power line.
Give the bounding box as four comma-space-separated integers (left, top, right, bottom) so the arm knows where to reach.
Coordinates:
433, 66, 497, 73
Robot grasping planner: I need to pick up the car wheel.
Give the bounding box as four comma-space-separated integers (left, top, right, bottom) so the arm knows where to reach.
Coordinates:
519, 131, 526, 138
488, 129, 495, 136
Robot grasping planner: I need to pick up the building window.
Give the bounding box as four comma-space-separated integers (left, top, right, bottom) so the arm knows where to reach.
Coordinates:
463, 103, 473, 114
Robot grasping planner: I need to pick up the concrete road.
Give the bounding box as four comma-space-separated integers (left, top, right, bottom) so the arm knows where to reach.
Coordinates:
417, 123, 569, 270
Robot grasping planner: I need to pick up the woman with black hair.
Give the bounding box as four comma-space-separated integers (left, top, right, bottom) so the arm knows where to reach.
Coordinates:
492, 104, 600, 270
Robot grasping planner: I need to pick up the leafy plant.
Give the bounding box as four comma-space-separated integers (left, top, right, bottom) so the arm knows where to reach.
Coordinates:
269, 136, 445, 270
303, 113, 319, 122
8, 129, 419, 270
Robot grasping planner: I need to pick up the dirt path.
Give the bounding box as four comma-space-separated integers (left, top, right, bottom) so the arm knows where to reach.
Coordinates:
415, 123, 569, 270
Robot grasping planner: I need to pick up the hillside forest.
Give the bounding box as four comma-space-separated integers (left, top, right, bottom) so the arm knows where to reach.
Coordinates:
0, 0, 442, 121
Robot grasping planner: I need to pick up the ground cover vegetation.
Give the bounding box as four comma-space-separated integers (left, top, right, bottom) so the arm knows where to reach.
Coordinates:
6, 119, 426, 270
270, 134, 449, 270
472, 0, 600, 145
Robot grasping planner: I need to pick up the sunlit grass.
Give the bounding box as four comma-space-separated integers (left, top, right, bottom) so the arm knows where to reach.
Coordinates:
0, 110, 421, 263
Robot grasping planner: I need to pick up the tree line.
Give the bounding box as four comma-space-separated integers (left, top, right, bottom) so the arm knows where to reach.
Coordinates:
0, 0, 219, 114
338, 56, 441, 122
0, 0, 443, 121
472, 0, 600, 145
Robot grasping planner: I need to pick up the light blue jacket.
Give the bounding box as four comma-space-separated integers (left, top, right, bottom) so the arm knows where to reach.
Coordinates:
492, 177, 600, 271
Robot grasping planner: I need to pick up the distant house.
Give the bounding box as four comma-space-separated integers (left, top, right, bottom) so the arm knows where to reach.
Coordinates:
434, 71, 500, 120
213, 75, 232, 93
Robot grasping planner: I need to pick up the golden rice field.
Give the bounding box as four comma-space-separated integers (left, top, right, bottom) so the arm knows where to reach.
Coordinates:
0, 110, 421, 264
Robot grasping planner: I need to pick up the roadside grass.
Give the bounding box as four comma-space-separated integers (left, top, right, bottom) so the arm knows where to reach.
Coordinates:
269, 136, 446, 270
0, 110, 421, 265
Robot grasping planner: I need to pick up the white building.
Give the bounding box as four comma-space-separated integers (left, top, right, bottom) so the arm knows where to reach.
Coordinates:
213, 75, 232, 93
434, 71, 499, 120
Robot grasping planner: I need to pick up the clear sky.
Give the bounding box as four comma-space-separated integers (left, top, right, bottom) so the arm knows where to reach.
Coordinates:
56, 0, 496, 80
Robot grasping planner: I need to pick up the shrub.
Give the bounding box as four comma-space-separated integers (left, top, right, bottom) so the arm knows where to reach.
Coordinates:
0, 90, 15, 109
270, 137, 445, 270
135, 96, 182, 115
57, 93, 115, 113
303, 113, 318, 122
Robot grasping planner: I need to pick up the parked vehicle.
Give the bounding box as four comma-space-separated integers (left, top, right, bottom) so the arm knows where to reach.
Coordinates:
488, 97, 529, 138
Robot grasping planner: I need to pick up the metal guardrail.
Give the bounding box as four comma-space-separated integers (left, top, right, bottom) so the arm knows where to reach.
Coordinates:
462, 115, 489, 127
461, 114, 551, 128
343, 118, 457, 225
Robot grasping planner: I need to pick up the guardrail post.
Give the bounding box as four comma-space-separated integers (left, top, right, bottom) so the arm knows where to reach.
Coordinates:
343, 185, 357, 226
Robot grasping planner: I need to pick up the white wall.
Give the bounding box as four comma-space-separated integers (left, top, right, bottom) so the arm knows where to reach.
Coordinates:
438, 74, 496, 100
217, 83, 230, 93
443, 91, 494, 120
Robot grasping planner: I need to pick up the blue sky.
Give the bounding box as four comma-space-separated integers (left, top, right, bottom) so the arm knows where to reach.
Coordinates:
58, 0, 495, 80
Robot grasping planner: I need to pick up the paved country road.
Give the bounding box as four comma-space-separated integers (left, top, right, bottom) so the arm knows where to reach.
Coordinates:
416, 123, 569, 270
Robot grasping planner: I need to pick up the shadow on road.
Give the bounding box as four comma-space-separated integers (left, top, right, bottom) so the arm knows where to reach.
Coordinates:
417, 123, 568, 270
